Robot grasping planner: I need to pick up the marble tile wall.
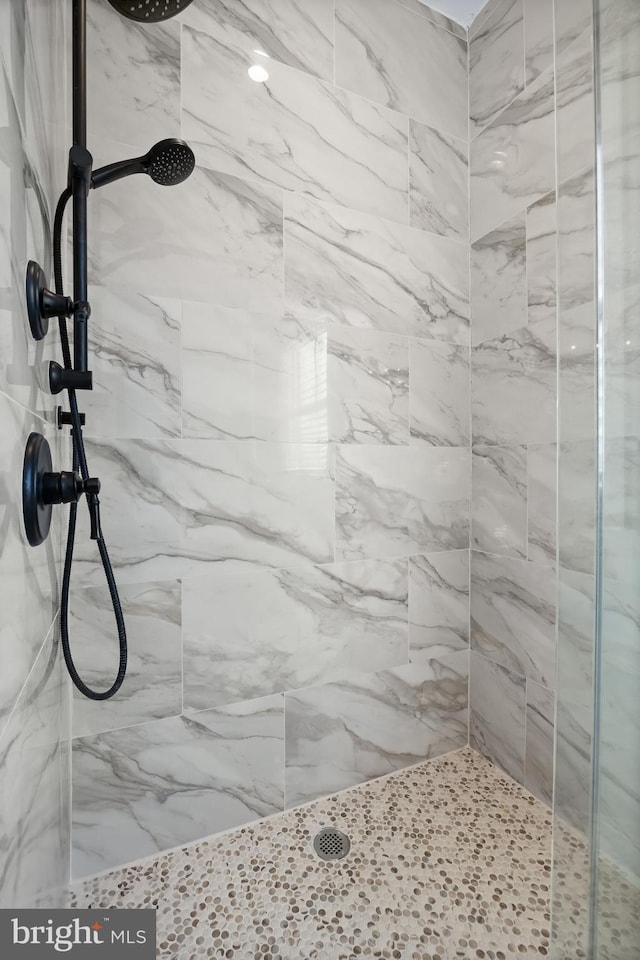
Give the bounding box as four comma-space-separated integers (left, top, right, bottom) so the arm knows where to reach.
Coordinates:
0, 0, 69, 907
70, 0, 472, 879
468, 0, 559, 808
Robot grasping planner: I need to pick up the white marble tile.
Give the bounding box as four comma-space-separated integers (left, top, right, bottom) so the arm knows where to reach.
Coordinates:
527, 443, 557, 565
86, 0, 180, 151
89, 154, 283, 311
555, 29, 594, 186
335, 445, 470, 561
527, 192, 557, 327
397, 0, 468, 39
469, 0, 524, 137
0, 393, 60, 736
554, 0, 592, 59
471, 319, 556, 446
81, 287, 181, 440
471, 552, 556, 688
72, 694, 285, 878
181, 300, 253, 440
410, 340, 470, 446
75, 439, 334, 583
599, 576, 640, 876
335, 0, 468, 141
71, 581, 182, 739
524, 680, 555, 806
285, 654, 469, 806
555, 568, 594, 831
328, 327, 409, 445
180, 0, 334, 81
524, 0, 554, 84
557, 168, 595, 315
472, 445, 527, 558
471, 214, 526, 344
0, 623, 68, 907
253, 315, 329, 444
182, 25, 408, 224
284, 194, 470, 344
0, 75, 62, 418
558, 437, 596, 577
409, 121, 468, 241
558, 302, 596, 445
409, 551, 469, 659
183, 558, 408, 711
470, 70, 555, 241
470, 651, 526, 783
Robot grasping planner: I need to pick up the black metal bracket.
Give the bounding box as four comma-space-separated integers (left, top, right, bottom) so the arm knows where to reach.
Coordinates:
57, 406, 86, 429
25, 260, 74, 341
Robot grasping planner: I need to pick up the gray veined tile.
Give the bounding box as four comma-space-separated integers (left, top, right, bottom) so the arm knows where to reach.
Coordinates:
469, 0, 525, 138
86, 0, 180, 150
0, 394, 60, 736
470, 651, 526, 783
471, 552, 556, 689
0, 623, 68, 908
470, 70, 555, 241
557, 169, 595, 316
89, 156, 283, 311
179, 0, 334, 81
284, 193, 470, 344
527, 192, 557, 327
82, 287, 181, 440
335, 0, 468, 141
285, 654, 469, 806
524, 0, 554, 84
253, 314, 329, 444
409, 551, 469, 660
396, 0, 468, 40
409, 121, 469, 241
71, 694, 285, 878
328, 327, 409, 445
554, 0, 592, 60
471, 318, 556, 446
527, 442, 557, 565
555, 28, 595, 186
182, 24, 408, 224
181, 301, 254, 440
471, 214, 526, 344
335, 445, 470, 562
183, 557, 408, 711
74, 439, 334, 583
410, 340, 470, 447
558, 437, 596, 577
472, 445, 527, 558
71, 580, 182, 739
525, 680, 555, 806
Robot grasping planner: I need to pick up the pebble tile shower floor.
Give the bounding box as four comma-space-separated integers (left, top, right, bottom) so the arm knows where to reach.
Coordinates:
70, 749, 553, 959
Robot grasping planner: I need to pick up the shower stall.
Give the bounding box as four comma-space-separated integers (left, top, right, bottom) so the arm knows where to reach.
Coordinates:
0, 0, 638, 957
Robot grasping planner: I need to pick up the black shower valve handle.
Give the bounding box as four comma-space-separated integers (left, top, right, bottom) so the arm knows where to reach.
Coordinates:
41, 470, 100, 506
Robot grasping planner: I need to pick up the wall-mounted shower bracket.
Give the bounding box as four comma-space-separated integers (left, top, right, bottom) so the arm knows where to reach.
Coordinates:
49, 361, 93, 394
22, 432, 100, 546
25, 260, 73, 341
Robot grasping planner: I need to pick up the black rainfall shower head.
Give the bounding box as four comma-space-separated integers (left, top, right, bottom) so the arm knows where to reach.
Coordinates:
107, 0, 194, 21
91, 138, 196, 190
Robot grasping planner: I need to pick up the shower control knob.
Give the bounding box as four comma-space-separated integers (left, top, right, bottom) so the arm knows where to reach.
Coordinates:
22, 432, 100, 547
41, 471, 100, 505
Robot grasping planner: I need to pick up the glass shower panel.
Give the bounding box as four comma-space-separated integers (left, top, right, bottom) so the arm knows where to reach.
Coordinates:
594, 0, 640, 955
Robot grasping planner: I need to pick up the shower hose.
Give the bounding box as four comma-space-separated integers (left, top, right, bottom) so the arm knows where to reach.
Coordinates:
53, 186, 127, 700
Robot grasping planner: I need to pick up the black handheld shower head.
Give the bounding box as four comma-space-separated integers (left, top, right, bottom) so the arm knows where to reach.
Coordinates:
91, 138, 195, 190
107, 0, 194, 21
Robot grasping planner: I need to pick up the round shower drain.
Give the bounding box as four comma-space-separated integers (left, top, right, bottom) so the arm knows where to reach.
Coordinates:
313, 828, 351, 861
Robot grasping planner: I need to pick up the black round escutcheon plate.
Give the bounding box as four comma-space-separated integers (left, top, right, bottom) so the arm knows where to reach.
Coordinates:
22, 432, 53, 547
